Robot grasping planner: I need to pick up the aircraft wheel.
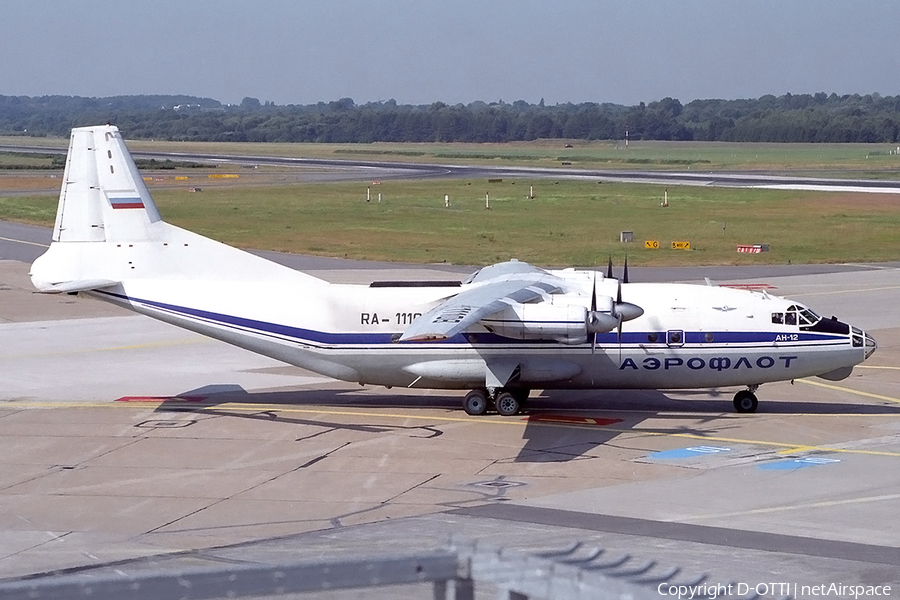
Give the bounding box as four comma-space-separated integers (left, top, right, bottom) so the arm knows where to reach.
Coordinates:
495, 392, 521, 416
463, 389, 489, 416
733, 390, 759, 413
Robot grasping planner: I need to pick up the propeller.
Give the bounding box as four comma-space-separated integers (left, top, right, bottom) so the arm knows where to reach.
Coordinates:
586, 257, 644, 357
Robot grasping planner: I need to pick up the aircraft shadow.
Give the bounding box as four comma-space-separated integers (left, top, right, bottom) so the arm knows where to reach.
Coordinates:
152, 385, 900, 464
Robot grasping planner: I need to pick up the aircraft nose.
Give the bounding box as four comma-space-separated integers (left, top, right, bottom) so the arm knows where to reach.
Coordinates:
864, 331, 877, 360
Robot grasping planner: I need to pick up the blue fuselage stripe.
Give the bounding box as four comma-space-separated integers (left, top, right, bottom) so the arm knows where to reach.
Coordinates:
96, 291, 848, 350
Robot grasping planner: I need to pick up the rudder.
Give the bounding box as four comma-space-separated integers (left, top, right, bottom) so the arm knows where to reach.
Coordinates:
54, 125, 162, 243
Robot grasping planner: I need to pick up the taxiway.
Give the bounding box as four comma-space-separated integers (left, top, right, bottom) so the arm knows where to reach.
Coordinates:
1, 225, 899, 596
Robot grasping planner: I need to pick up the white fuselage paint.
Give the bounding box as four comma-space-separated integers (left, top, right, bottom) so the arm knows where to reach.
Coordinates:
85, 271, 868, 392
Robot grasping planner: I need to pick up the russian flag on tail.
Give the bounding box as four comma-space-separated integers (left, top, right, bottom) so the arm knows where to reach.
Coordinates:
109, 196, 144, 210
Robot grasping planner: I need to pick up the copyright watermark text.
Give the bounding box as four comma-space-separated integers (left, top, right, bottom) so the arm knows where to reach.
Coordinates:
657, 582, 893, 599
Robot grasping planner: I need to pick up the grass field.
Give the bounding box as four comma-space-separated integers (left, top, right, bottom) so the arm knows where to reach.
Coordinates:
3, 177, 899, 266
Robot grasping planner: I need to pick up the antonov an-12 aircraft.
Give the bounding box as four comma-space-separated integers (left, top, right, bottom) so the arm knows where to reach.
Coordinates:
31, 126, 877, 415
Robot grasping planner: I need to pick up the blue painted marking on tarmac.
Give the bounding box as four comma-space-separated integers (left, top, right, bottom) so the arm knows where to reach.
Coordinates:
648, 446, 732, 460
758, 456, 841, 470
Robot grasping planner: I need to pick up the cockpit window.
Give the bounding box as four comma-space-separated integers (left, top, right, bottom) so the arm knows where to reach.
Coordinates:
774, 305, 821, 327
799, 307, 820, 324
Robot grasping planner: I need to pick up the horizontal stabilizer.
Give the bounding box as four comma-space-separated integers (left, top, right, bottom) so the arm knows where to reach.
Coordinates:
34, 279, 119, 294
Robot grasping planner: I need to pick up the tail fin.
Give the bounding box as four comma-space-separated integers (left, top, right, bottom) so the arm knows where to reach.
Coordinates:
32, 125, 326, 293
54, 125, 162, 243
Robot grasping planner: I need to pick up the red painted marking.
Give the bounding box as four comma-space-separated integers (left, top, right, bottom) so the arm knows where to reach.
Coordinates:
115, 396, 206, 403
525, 414, 623, 426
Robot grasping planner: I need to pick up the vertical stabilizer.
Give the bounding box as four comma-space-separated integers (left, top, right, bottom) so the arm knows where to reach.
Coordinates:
33, 124, 329, 293
53, 125, 162, 243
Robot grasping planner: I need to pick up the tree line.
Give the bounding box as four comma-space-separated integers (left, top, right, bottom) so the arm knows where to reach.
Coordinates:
1, 92, 898, 143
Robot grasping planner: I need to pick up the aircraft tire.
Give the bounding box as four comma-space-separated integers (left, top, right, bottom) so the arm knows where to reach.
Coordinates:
495, 392, 521, 416
463, 389, 489, 416
733, 390, 759, 413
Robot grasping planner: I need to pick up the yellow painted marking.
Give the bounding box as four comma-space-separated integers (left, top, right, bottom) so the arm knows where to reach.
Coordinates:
618, 428, 900, 457
677, 492, 900, 523
0, 337, 209, 360
0, 236, 49, 248
777, 445, 819, 455
797, 378, 900, 404
8, 400, 899, 458
857, 365, 900, 370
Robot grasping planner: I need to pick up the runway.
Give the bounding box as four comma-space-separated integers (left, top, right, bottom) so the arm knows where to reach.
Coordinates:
5, 142, 900, 194
2, 224, 900, 596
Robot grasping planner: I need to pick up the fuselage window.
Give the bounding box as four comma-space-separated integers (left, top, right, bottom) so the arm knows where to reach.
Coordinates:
647, 332, 659, 343
772, 312, 784, 324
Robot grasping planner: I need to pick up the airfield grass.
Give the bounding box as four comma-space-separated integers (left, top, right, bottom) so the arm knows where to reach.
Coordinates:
3, 178, 899, 266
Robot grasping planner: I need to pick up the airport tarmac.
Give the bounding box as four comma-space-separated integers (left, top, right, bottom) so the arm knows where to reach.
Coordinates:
2, 240, 900, 597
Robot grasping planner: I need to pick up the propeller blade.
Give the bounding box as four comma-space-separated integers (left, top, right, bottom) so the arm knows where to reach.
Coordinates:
623, 256, 630, 285
617, 314, 623, 363
607, 256, 613, 280
590, 271, 597, 355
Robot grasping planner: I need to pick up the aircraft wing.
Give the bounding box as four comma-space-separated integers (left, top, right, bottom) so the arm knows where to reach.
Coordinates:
399, 261, 564, 342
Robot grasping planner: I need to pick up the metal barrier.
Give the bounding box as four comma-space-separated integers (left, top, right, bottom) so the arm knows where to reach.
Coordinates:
0, 539, 720, 600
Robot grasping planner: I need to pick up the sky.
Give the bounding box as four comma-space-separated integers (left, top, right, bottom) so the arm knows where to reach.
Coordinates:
2, 1, 899, 107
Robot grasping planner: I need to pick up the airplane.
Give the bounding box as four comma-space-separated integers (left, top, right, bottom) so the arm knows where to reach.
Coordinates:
30, 125, 877, 415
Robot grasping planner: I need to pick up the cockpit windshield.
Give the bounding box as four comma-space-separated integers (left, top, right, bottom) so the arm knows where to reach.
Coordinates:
772, 305, 820, 326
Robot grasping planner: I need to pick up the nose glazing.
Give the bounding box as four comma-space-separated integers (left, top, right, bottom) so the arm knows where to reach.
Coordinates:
864, 332, 877, 360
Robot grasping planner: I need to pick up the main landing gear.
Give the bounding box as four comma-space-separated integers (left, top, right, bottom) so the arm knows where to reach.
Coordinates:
733, 385, 760, 413
463, 388, 530, 416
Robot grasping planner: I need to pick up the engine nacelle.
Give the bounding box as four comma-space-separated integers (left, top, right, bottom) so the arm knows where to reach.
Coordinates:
585, 294, 644, 334
481, 303, 588, 344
